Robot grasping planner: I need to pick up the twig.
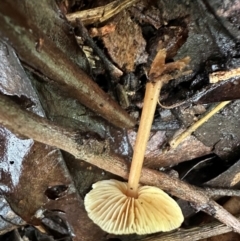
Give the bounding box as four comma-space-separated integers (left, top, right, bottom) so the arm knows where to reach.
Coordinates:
139, 213, 240, 241
168, 66, 240, 149
1, 93, 240, 233
76, 19, 123, 79
0, 1, 135, 129
66, 0, 139, 25
210, 67, 240, 83
169, 101, 230, 149
205, 187, 240, 198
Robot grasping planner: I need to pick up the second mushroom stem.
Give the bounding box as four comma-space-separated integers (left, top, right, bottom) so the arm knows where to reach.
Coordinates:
127, 80, 163, 198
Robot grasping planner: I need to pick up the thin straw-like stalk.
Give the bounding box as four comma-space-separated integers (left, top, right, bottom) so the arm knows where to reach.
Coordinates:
127, 80, 163, 198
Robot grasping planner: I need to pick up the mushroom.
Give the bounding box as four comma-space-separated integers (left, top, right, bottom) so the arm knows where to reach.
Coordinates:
85, 49, 189, 235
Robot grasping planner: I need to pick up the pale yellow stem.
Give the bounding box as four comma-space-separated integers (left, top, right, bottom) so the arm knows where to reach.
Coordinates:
127, 81, 163, 198
169, 101, 231, 149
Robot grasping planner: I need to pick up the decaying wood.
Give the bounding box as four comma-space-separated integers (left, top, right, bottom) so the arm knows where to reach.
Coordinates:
66, 0, 139, 25
139, 214, 240, 241
0, 1, 135, 129
1, 93, 240, 234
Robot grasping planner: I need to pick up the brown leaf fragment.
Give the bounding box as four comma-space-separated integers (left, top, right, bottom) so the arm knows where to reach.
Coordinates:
102, 11, 148, 71
147, 24, 189, 62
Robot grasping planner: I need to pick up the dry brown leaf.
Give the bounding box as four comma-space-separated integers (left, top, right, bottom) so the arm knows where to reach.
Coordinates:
102, 11, 148, 71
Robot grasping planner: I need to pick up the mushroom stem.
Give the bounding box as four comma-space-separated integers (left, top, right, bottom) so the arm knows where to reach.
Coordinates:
127, 80, 163, 198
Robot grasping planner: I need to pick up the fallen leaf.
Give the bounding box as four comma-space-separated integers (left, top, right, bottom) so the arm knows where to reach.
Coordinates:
102, 11, 148, 71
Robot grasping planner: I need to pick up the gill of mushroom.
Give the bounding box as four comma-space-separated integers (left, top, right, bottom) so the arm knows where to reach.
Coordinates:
84, 49, 190, 235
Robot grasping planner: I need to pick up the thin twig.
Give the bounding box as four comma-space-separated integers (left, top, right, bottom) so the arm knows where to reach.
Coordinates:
168, 66, 240, 148
169, 101, 231, 149
210, 67, 240, 83
0, 93, 240, 233
66, 0, 139, 25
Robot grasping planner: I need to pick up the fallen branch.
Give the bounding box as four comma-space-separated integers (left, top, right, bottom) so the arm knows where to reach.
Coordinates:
0, 1, 135, 129
0, 93, 240, 233
205, 187, 240, 198
139, 213, 240, 241
66, 0, 139, 25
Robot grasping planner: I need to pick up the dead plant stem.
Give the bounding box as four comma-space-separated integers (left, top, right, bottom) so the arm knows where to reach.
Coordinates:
127, 80, 163, 197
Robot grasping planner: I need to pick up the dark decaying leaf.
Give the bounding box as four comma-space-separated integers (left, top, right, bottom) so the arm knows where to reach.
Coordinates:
0, 198, 26, 235
203, 0, 240, 42
194, 100, 240, 161
0, 42, 105, 241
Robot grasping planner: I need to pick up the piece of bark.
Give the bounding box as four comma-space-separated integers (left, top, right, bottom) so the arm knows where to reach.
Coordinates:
76, 19, 123, 78
0, 0, 135, 129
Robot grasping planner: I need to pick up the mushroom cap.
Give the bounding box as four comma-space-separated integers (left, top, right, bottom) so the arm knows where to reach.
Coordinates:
84, 179, 184, 235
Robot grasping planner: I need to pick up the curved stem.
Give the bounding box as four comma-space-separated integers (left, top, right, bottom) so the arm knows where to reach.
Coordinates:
127, 80, 163, 198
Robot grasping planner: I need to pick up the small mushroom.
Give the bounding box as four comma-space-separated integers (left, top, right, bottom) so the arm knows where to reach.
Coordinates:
85, 49, 189, 235
85, 179, 184, 234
